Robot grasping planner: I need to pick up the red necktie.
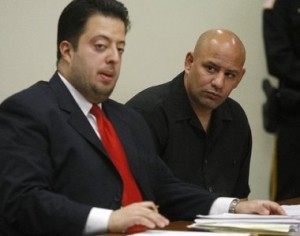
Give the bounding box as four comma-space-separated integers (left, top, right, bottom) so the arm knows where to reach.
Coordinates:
90, 104, 145, 233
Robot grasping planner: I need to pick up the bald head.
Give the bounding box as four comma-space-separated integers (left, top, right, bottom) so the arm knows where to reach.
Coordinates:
194, 29, 246, 67
183, 29, 246, 113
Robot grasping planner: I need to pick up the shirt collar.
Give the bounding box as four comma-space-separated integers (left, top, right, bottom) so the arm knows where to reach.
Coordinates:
169, 72, 233, 122
57, 72, 95, 116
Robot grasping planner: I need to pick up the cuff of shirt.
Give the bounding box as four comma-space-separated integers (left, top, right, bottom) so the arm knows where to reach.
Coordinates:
83, 207, 113, 235
209, 197, 235, 215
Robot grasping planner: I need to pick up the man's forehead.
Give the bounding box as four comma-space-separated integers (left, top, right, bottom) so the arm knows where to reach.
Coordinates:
81, 14, 126, 40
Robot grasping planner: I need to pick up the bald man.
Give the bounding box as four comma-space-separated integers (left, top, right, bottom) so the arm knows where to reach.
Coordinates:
126, 29, 251, 199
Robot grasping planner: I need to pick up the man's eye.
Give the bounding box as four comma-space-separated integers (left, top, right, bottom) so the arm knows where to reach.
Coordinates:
206, 65, 216, 73
226, 72, 236, 78
118, 48, 125, 54
95, 44, 106, 50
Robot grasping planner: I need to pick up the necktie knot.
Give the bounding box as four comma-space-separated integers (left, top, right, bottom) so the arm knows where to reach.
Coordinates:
90, 104, 103, 120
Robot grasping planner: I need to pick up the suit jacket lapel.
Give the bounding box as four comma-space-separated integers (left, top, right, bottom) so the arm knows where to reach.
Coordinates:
48, 73, 107, 155
49, 73, 149, 196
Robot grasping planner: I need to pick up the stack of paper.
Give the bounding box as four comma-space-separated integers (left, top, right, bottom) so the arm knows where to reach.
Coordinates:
188, 213, 300, 233
128, 230, 250, 236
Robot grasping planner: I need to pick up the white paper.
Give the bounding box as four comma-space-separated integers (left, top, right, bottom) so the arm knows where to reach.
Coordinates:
191, 213, 300, 233
128, 229, 249, 236
282, 204, 300, 217
195, 213, 300, 224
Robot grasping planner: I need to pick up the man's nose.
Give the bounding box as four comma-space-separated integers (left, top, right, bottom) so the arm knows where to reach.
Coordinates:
211, 73, 225, 88
106, 46, 121, 63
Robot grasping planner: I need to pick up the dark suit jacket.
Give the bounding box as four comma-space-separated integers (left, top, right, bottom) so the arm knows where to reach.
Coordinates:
0, 72, 217, 236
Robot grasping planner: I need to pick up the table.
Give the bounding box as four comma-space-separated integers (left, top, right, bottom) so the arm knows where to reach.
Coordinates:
98, 198, 300, 236
98, 220, 300, 236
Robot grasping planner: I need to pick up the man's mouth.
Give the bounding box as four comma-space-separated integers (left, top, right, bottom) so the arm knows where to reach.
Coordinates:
98, 71, 115, 82
206, 91, 221, 100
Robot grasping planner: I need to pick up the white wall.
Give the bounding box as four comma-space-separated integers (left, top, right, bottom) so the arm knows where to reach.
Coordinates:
0, 0, 275, 200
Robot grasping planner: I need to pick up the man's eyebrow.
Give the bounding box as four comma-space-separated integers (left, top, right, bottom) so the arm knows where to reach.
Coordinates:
203, 61, 219, 68
226, 69, 239, 74
92, 35, 126, 45
203, 61, 240, 75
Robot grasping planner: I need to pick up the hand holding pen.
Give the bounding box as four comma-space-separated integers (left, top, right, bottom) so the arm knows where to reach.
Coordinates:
108, 201, 169, 233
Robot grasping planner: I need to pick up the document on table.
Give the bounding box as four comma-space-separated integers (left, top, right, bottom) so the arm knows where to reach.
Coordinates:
129, 205, 300, 235
128, 229, 250, 236
282, 204, 300, 216
188, 213, 300, 233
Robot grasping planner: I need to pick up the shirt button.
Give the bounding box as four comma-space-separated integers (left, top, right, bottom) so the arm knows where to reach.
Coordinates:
208, 186, 213, 192
204, 159, 208, 165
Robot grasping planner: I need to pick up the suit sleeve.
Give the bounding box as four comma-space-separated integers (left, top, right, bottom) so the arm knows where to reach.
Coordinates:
0, 97, 91, 236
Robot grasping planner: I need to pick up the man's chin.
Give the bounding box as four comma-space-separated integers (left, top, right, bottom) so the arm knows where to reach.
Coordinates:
89, 88, 113, 103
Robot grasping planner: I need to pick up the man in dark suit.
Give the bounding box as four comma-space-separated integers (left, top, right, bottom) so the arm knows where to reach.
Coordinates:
0, 0, 285, 235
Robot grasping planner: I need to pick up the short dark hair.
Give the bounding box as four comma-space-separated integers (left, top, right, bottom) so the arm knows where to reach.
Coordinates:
56, 0, 131, 63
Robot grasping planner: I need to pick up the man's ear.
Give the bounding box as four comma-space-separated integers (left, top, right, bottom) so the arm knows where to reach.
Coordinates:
59, 40, 73, 64
184, 52, 194, 74
233, 68, 246, 89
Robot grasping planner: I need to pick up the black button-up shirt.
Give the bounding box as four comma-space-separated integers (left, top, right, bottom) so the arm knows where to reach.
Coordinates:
126, 72, 251, 198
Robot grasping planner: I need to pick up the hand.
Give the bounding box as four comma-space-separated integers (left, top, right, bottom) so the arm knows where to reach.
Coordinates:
235, 200, 286, 215
108, 201, 169, 233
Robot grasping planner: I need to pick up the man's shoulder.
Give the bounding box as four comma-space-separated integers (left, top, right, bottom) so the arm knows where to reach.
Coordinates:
104, 99, 154, 137
1, 80, 50, 107
104, 99, 146, 121
225, 97, 242, 107
126, 72, 185, 110
221, 97, 248, 120
126, 80, 172, 113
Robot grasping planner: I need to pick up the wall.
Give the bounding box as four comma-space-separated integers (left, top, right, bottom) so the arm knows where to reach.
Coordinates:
0, 0, 274, 200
